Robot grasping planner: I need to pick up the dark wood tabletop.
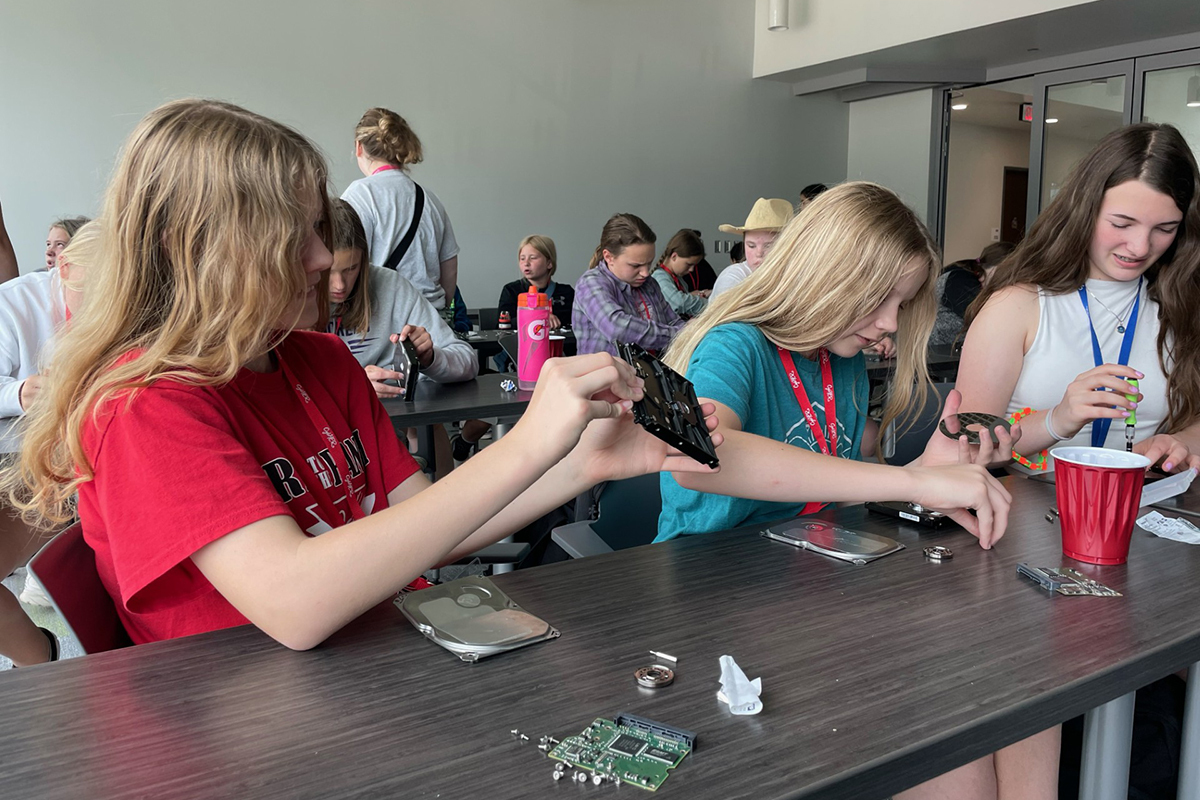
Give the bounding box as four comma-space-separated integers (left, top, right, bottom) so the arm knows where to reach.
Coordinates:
2, 477, 1198, 799
380, 372, 532, 427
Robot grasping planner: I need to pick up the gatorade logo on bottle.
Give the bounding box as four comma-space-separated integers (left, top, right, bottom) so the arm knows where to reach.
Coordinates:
527, 320, 546, 340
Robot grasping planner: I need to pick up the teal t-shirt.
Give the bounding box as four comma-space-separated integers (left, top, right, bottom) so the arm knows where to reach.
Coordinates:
655, 322, 869, 542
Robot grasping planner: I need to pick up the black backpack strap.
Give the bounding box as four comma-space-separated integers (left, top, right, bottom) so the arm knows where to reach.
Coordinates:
382, 183, 426, 271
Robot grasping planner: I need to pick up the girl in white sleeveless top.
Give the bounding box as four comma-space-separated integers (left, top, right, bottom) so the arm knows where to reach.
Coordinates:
958, 123, 1200, 475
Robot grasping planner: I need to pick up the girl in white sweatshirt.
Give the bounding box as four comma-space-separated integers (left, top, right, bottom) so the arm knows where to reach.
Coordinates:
326, 199, 476, 397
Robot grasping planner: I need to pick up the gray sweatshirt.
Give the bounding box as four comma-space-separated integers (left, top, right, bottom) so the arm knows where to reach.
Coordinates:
330, 266, 477, 383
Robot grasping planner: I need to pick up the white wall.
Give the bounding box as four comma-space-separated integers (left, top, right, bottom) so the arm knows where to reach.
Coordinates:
846, 89, 934, 221
753, 0, 1094, 78
0, 0, 848, 305
943, 124, 1030, 263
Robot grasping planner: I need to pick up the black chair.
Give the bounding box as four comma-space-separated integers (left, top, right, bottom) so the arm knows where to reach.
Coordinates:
884, 381, 956, 466
551, 474, 662, 558
477, 307, 500, 331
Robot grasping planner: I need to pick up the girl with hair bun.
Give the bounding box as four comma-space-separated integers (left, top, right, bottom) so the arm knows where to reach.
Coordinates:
958, 123, 1200, 473
574, 213, 684, 356
341, 107, 459, 311
1, 99, 719, 650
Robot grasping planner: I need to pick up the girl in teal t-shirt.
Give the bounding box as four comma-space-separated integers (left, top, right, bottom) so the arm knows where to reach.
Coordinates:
657, 182, 1054, 800
659, 182, 1014, 547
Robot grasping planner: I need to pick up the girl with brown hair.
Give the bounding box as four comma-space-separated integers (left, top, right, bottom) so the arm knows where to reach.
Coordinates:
342, 107, 459, 311
650, 228, 708, 318
574, 213, 683, 356
958, 123, 1200, 473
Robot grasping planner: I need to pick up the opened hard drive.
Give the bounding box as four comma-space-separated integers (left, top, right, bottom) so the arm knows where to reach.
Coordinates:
396, 576, 559, 662
762, 519, 904, 565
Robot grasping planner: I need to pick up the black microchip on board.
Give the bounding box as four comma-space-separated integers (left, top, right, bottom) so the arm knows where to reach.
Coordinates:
643, 747, 677, 764
608, 734, 647, 758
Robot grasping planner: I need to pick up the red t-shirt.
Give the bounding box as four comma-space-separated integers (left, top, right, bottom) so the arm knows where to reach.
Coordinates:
77, 331, 420, 645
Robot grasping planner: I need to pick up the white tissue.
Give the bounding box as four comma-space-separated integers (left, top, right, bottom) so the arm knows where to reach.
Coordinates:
1137, 511, 1200, 544
1140, 469, 1198, 507
717, 655, 763, 715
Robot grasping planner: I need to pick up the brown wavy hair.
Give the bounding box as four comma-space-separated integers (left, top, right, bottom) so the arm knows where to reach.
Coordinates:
355, 107, 423, 168
587, 213, 656, 269
330, 198, 372, 336
966, 123, 1200, 435
4, 98, 334, 527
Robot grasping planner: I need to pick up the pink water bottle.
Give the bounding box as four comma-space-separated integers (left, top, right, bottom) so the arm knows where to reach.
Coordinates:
517, 287, 551, 389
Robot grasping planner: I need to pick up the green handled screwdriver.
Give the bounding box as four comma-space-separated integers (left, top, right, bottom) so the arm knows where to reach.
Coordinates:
1125, 377, 1139, 452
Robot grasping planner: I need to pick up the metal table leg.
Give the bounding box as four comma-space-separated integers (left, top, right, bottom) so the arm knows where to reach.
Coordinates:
1079, 690, 1135, 800
1179, 662, 1200, 799
491, 416, 522, 575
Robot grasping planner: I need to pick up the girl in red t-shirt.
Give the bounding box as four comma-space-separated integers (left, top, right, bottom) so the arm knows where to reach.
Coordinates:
2, 99, 719, 649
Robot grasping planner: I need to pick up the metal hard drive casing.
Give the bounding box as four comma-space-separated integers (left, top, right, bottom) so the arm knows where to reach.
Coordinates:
762, 519, 905, 565
396, 576, 559, 662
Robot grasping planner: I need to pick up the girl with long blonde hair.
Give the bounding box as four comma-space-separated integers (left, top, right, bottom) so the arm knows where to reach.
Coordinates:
2, 99, 719, 650
659, 181, 1055, 799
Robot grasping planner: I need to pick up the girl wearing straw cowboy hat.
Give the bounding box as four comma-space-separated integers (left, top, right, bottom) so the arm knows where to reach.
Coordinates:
710, 198, 793, 299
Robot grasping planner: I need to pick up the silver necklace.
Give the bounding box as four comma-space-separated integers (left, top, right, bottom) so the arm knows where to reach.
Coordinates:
1086, 283, 1140, 333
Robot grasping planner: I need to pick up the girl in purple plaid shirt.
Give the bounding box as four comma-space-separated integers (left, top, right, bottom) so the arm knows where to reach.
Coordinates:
574, 214, 685, 357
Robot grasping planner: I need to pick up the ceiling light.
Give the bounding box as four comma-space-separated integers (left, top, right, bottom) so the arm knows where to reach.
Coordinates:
1046, 118, 1059, 124
949, 92, 967, 111
768, 0, 788, 31
951, 102, 968, 110
1188, 75, 1200, 108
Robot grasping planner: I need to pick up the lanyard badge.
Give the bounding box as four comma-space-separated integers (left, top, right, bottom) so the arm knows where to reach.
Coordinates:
777, 346, 838, 517
1078, 277, 1141, 448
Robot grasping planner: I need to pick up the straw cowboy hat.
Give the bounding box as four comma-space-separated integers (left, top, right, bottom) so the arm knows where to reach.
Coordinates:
718, 198, 793, 234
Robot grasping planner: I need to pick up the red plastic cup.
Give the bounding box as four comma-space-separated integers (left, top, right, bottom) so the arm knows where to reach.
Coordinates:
549, 335, 565, 358
1051, 446, 1151, 565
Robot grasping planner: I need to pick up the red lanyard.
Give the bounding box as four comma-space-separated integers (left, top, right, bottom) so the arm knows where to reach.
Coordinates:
636, 290, 653, 321
372, 164, 399, 175
278, 354, 366, 521
777, 346, 838, 457
659, 265, 687, 293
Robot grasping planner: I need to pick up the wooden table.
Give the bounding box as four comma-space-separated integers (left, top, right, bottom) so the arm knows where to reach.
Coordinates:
2, 477, 1198, 799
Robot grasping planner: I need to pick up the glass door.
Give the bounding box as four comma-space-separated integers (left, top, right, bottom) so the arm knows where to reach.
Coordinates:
1133, 48, 1200, 156
1029, 62, 1134, 214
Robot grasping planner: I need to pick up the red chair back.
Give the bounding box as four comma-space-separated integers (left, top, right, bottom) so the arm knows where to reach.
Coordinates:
27, 523, 132, 654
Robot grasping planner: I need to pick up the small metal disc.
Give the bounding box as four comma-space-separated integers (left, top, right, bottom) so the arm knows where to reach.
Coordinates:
924, 546, 953, 561
635, 664, 675, 688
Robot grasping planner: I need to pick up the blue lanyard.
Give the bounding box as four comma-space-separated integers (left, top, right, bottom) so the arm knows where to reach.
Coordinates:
1077, 277, 1141, 448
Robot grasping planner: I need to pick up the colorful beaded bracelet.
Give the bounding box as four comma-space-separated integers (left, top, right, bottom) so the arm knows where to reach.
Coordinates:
1007, 406, 1049, 470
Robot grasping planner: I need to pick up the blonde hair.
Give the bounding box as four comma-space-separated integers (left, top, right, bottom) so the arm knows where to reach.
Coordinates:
331, 199, 372, 335
665, 182, 941, 450
355, 107, 423, 168
519, 235, 557, 277
56, 219, 101, 271
587, 213, 656, 269
5, 98, 334, 527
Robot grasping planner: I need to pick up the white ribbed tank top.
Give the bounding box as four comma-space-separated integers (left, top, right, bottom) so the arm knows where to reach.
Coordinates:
1007, 278, 1168, 471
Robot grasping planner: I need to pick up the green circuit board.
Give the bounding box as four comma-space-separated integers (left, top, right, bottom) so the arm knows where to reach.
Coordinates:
546, 716, 692, 791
